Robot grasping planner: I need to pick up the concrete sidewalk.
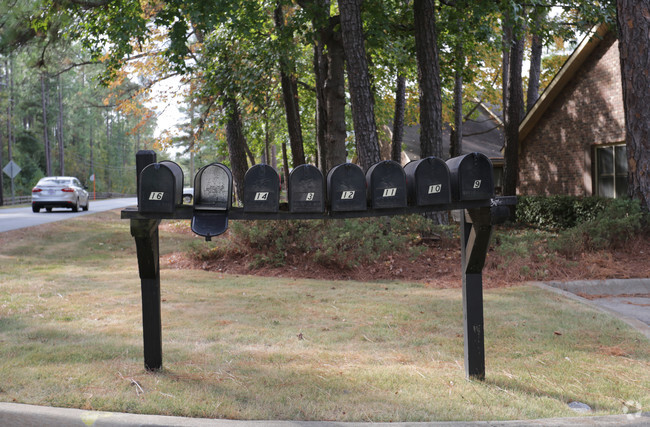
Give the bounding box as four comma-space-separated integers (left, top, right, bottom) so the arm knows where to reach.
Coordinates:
0, 402, 648, 427
532, 278, 650, 340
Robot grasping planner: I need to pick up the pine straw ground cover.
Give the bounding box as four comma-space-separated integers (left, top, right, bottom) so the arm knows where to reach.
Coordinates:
0, 210, 648, 422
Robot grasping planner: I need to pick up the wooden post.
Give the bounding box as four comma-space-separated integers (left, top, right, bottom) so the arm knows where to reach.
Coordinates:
131, 150, 162, 371
460, 207, 493, 380
131, 219, 162, 371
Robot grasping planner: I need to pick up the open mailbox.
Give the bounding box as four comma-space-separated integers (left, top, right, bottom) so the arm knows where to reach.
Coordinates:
191, 163, 232, 241
366, 160, 407, 209
243, 164, 280, 213
327, 163, 367, 212
289, 164, 325, 213
446, 153, 494, 201
404, 156, 451, 206
138, 160, 184, 213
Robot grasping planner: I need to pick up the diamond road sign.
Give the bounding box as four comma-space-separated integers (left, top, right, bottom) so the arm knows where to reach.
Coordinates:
3, 160, 21, 179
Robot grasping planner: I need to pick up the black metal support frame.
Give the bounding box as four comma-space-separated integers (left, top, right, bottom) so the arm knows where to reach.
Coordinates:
123, 198, 514, 378
126, 144, 514, 377
460, 208, 493, 380
130, 218, 163, 371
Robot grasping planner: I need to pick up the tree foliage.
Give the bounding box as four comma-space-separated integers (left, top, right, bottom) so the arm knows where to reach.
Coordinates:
4, 0, 640, 205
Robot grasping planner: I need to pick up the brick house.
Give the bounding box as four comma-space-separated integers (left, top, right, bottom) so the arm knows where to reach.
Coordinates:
518, 23, 627, 198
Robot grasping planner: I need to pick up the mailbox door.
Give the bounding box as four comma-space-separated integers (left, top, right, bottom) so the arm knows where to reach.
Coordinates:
191, 211, 228, 240
404, 157, 451, 206
289, 164, 325, 213
139, 163, 179, 213
243, 164, 280, 212
191, 163, 232, 240
194, 163, 232, 210
366, 160, 407, 209
446, 153, 494, 201
327, 163, 367, 212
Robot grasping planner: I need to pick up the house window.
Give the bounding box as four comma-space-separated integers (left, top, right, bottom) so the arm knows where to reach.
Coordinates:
595, 144, 627, 198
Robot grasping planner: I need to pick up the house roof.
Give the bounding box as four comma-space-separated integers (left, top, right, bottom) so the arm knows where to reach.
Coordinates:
400, 102, 504, 162
519, 23, 610, 141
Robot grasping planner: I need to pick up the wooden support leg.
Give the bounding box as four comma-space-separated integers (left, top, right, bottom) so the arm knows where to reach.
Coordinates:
130, 218, 163, 371
460, 208, 493, 381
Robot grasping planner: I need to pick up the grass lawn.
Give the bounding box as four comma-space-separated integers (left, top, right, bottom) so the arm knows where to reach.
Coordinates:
0, 210, 648, 421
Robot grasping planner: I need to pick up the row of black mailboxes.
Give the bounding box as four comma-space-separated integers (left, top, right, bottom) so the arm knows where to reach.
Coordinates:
139, 153, 494, 215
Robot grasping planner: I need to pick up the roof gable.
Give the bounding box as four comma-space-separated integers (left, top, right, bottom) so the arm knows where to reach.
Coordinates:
519, 23, 611, 141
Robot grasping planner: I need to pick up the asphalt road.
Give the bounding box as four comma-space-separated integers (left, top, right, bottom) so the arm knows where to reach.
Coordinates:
0, 197, 137, 233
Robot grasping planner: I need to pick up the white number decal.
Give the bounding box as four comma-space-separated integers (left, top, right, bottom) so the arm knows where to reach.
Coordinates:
305, 192, 315, 201
473, 180, 482, 189
148, 192, 164, 200
254, 192, 269, 201
341, 191, 355, 199
428, 184, 442, 194
382, 188, 397, 197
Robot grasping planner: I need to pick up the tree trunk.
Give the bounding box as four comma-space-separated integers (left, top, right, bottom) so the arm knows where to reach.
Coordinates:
225, 96, 250, 203
304, 0, 331, 173
57, 74, 65, 176
414, 0, 443, 158
314, 38, 328, 172
502, 16, 512, 121
0, 97, 3, 204
339, 0, 380, 171
89, 115, 94, 192
1, 61, 7, 205
324, 22, 347, 170
41, 73, 52, 176
391, 75, 406, 163
502, 33, 524, 197
274, 3, 306, 167
106, 113, 111, 190
617, 0, 650, 210
450, 42, 464, 159
281, 140, 290, 193
527, 11, 544, 113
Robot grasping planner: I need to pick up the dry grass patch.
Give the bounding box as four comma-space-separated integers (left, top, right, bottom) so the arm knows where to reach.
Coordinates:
0, 211, 649, 422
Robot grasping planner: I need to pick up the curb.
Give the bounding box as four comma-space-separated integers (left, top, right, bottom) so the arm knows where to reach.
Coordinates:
0, 402, 648, 427
543, 279, 650, 296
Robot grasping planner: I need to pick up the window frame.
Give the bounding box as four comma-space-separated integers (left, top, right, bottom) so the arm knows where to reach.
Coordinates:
594, 143, 628, 198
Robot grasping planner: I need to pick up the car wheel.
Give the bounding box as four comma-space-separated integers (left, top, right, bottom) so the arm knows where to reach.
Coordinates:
183, 195, 193, 204
46, 207, 52, 213
32, 206, 40, 213
83, 200, 89, 211
72, 198, 79, 212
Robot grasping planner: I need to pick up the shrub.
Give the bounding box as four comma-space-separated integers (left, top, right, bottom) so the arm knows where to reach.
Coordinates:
516, 195, 610, 230
550, 198, 645, 256
221, 215, 453, 269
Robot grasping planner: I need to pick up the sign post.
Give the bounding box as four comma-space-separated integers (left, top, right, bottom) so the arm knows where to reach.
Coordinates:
3, 160, 21, 205
90, 174, 96, 200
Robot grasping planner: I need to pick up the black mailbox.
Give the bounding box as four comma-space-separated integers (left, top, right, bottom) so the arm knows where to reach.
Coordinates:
243, 164, 280, 213
366, 160, 407, 209
138, 160, 183, 213
191, 163, 232, 240
446, 153, 494, 201
289, 164, 325, 213
404, 157, 451, 206
326, 163, 367, 212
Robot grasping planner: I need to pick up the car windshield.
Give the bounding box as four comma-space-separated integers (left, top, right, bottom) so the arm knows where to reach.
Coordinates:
38, 178, 73, 186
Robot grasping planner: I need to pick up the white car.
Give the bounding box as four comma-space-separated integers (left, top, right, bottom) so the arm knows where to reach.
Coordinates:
183, 187, 194, 204
31, 176, 90, 213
